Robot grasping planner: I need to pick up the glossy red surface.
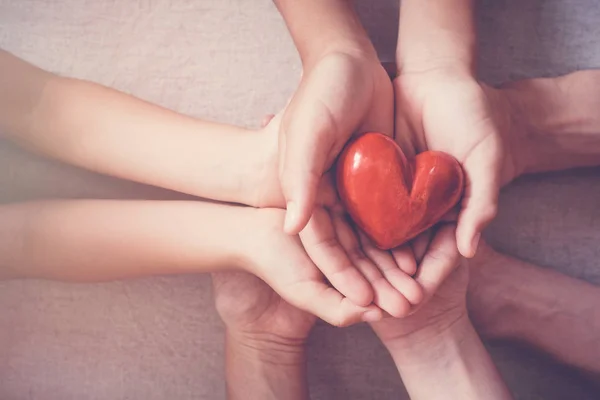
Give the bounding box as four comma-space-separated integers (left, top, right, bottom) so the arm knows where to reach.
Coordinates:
336, 132, 465, 250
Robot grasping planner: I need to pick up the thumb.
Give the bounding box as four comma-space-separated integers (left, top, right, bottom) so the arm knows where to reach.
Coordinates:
456, 143, 501, 258
278, 95, 337, 235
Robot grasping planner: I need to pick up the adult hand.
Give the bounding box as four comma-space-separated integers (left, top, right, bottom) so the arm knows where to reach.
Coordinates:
394, 69, 508, 258
279, 50, 394, 236
370, 224, 464, 343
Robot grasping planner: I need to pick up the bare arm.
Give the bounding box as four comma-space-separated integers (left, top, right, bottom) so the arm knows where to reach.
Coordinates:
387, 316, 512, 400
225, 333, 308, 400
0, 50, 265, 205
0, 200, 250, 281
398, 0, 475, 75
273, 0, 376, 68
506, 70, 600, 175
469, 245, 600, 376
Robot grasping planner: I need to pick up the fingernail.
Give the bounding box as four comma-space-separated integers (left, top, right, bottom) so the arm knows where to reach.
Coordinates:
471, 233, 481, 257
362, 310, 382, 322
283, 201, 297, 233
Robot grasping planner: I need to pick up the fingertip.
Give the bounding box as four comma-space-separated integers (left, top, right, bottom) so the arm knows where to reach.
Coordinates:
456, 223, 480, 259
456, 199, 497, 257
283, 201, 301, 234
383, 269, 424, 308
408, 281, 425, 306
283, 200, 314, 235
260, 114, 276, 128
280, 172, 320, 234
387, 295, 411, 319
455, 216, 475, 259
345, 280, 374, 308
391, 246, 417, 276
361, 307, 383, 322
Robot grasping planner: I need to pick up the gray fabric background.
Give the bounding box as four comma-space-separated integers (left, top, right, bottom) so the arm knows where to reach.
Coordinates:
0, 0, 599, 399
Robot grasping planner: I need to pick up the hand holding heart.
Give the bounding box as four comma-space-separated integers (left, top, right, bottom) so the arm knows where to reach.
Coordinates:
252, 114, 424, 319
252, 62, 530, 320
394, 70, 509, 259
336, 132, 464, 250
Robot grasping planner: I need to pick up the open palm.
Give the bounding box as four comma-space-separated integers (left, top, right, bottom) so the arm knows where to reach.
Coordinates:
395, 72, 510, 258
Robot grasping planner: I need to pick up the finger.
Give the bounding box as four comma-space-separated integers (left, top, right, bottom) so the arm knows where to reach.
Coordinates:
456, 134, 501, 258
260, 114, 276, 128
299, 208, 374, 307
359, 233, 424, 308
279, 88, 338, 236
390, 245, 417, 276
411, 229, 433, 264
334, 217, 412, 318
414, 224, 461, 301
314, 174, 339, 208
283, 278, 383, 327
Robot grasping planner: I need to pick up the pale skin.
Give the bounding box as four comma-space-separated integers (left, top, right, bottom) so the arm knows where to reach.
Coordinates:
0, 49, 425, 318
1, 1, 599, 397
271, 0, 504, 310
370, 226, 513, 400
2, 48, 430, 326
218, 66, 600, 399
468, 243, 600, 376
393, 0, 500, 265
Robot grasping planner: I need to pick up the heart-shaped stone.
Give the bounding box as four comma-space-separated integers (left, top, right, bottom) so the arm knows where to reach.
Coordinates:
336, 132, 464, 250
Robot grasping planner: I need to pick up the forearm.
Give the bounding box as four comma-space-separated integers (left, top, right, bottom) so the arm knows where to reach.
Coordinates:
387, 316, 512, 400
273, 0, 377, 68
398, 0, 476, 75
508, 70, 600, 175
472, 252, 600, 375
225, 332, 309, 400
0, 200, 250, 281
0, 50, 263, 205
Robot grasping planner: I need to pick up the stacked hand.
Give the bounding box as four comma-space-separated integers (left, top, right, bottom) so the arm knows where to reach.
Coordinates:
247, 51, 423, 320
214, 64, 565, 340
216, 55, 538, 332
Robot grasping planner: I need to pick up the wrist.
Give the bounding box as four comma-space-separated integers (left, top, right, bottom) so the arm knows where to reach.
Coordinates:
385, 314, 513, 399
226, 330, 306, 367
398, 0, 476, 77
225, 331, 308, 400
383, 313, 471, 363
232, 129, 274, 207
505, 72, 600, 177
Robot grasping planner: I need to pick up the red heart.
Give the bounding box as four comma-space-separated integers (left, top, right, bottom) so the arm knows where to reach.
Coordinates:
336, 132, 464, 250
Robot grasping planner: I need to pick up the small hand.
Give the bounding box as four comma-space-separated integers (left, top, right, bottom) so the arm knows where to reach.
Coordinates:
235, 207, 384, 327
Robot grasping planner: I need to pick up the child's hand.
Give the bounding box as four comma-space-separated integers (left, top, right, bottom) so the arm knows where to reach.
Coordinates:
249, 115, 423, 318
235, 207, 384, 326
